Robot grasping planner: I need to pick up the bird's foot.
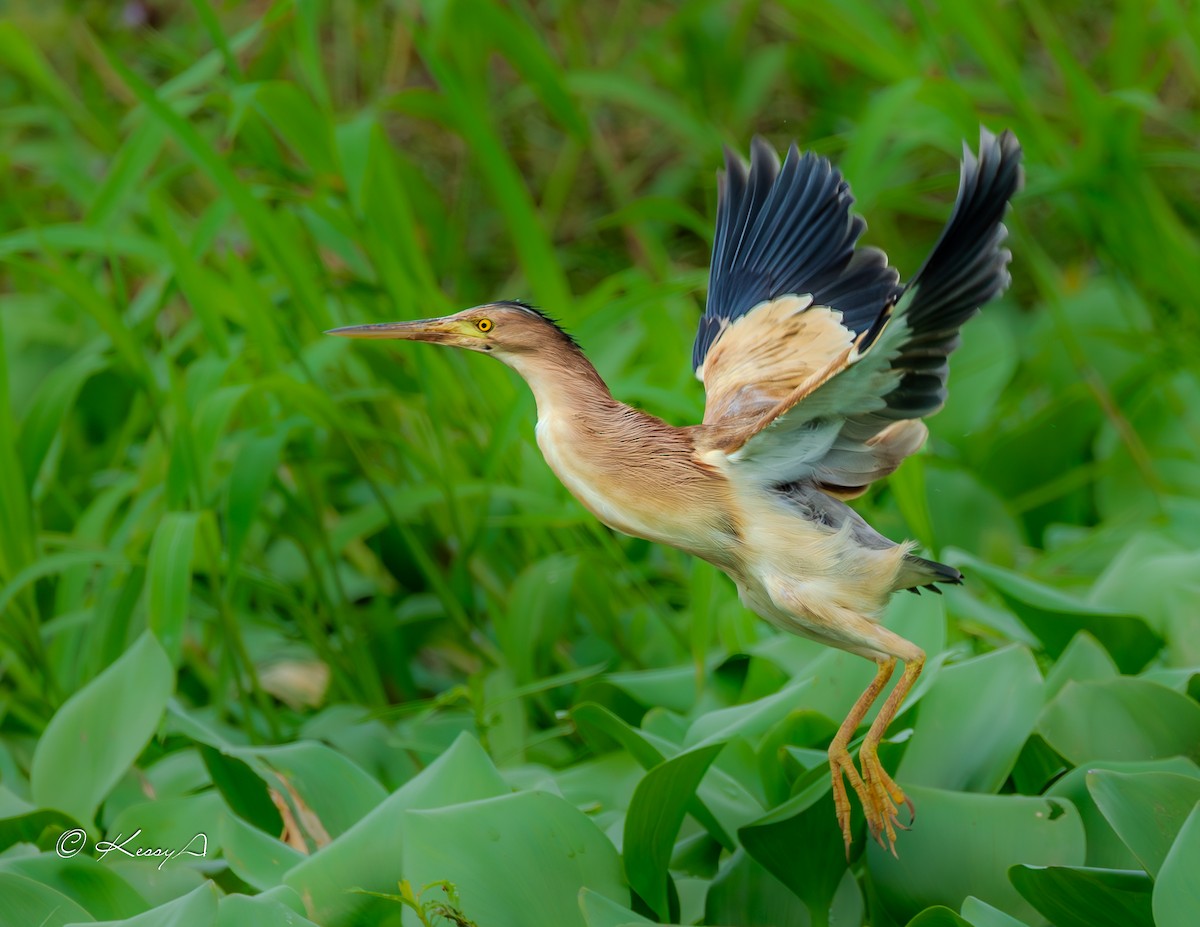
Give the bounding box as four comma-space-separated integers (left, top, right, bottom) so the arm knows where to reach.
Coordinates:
829, 748, 867, 859
858, 745, 914, 856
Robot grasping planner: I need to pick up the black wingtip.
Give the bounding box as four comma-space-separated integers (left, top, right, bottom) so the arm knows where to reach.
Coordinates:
903, 127, 1024, 331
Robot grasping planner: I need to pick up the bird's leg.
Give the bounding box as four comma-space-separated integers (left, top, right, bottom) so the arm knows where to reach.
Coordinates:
858, 648, 925, 856
829, 657, 896, 856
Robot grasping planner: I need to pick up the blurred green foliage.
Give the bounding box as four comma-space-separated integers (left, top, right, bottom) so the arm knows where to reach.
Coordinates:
0, 1, 1198, 925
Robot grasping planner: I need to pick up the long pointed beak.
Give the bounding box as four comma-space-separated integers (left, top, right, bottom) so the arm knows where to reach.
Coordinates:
325, 319, 455, 342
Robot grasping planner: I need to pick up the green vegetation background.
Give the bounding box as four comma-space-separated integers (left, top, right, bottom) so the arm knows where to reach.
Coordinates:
1, 1, 1198, 926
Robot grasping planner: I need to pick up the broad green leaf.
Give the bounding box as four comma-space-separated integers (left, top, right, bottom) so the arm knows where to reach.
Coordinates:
215, 887, 321, 927
1153, 803, 1200, 927
32, 633, 174, 824
239, 741, 387, 842
146, 513, 199, 666
1046, 758, 1200, 870
1044, 631, 1118, 698
218, 810, 304, 892
705, 849, 863, 927
571, 703, 735, 847
0, 854, 146, 921
402, 791, 625, 927
906, 908, 973, 927
78, 882, 219, 927
603, 664, 700, 714
1038, 678, 1200, 765
1008, 866, 1153, 927
199, 746, 282, 837
579, 887, 653, 926
960, 896, 1033, 927
898, 646, 1043, 793
738, 778, 850, 926
1087, 770, 1200, 876
0, 871, 94, 927
623, 744, 724, 920
956, 555, 1161, 672
868, 786, 1085, 924
283, 733, 507, 927
103, 792, 223, 871
1090, 533, 1200, 666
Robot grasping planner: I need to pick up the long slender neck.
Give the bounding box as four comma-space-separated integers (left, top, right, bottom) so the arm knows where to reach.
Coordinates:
500, 339, 616, 423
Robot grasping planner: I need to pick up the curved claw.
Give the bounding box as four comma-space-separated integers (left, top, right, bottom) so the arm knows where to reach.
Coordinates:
859, 746, 913, 856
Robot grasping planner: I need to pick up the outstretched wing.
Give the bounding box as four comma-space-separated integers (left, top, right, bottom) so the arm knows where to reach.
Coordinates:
694, 138, 901, 427
699, 128, 1024, 493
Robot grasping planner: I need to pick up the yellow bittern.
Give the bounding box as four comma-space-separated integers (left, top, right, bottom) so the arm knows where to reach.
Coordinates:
330, 128, 1023, 853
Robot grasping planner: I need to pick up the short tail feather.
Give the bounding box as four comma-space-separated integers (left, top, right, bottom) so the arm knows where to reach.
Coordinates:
897, 554, 964, 594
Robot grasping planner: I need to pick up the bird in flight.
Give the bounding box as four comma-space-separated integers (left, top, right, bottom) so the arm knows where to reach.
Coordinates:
329, 128, 1023, 854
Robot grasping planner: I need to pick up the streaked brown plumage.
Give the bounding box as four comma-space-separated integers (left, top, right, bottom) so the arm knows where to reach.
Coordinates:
329, 128, 1024, 854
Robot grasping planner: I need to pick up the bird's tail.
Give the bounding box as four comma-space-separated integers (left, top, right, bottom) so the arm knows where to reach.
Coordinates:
894, 553, 964, 595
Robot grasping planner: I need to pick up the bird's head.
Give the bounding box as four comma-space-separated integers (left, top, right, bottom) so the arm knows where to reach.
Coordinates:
326, 300, 577, 362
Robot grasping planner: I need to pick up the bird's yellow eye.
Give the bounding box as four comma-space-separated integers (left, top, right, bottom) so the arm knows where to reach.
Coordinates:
476, 318, 494, 333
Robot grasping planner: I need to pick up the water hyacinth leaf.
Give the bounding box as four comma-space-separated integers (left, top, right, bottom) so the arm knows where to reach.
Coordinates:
898, 646, 1043, 793
98, 859, 208, 913
199, 746, 282, 837
705, 848, 863, 927
0, 854, 147, 921
282, 733, 507, 927
215, 887, 322, 927
868, 786, 1085, 924
218, 809, 304, 892
1153, 803, 1200, 927
1089, 534, 1200, 666
1044, 631, 1119, 698
571, 702, 734, 846
1087, 770, 1200, 876
77, 882, 220, 926
624, 743, 724, 920
739, 778, 850, 925
237, 741, 388, 841
31, 633, 173, 825
1037, 678, 1200, 765
103, 791, 223, 871
905, 908, 974, 927
1045, 758, 1200, 870
0, 807, 80, 854
1008, 865, 1154, 927
401, 791, 625, 927
0, 871, 94, 927
959, 896, 1034, 927
955, 555, 1161, 671
579, 887, 654, 926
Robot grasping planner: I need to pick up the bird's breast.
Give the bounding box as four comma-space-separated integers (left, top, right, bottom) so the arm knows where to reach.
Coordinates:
535, 412, 739, 561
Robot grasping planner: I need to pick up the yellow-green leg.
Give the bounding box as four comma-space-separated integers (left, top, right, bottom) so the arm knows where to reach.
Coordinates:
859, 652, 925, 855
829, 657, 896, 856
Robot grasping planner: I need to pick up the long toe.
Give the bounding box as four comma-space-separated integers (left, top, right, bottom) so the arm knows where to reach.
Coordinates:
829, 749, 868, 857
859, 748, 912, 856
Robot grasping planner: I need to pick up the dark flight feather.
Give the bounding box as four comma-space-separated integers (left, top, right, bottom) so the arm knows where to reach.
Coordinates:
694, 137, 901, 371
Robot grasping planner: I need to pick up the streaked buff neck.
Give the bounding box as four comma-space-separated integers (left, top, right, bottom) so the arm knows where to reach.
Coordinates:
498, 338, 617, 423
